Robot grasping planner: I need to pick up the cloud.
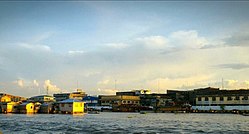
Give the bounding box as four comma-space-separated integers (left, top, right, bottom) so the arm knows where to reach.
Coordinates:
68, 50, 85, 55
223, 79, 249, 89
105, 43, 128, 49
16, 79, 24, 87
224, 30, 249, 47
19, 43, 51, 52
136, 36, 168, 49
215, 63, 249, 70
147, 74, 213, 91
97, 88, 118, 95
169, 30, 208, 49
32, 32, 55, 43
1, 29, 249, 97
97, 79, 111, 85
44, 80, 61, 93
33, 80, 39, 87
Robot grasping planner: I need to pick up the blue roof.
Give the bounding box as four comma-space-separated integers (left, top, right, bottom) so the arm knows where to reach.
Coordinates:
83, 96, 98, 101
59, 99, 83, 103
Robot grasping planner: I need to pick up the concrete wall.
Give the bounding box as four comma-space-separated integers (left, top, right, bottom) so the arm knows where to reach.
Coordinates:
192, 106, 249, 111
196, 96, 249, 105
59, 102, 84, 113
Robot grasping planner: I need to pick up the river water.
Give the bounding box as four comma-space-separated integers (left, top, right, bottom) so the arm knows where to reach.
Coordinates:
0, 112, 248, 134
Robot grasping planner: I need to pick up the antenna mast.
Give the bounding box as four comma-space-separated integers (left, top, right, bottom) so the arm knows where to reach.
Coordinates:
115, 79, 117, 90
222, 78, 224, 90
46, 86, 49, 95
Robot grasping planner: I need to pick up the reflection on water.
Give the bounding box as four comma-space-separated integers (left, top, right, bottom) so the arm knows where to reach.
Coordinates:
0, 113, 249, 134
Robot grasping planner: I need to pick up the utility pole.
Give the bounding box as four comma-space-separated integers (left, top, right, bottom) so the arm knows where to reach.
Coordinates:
46, 86, 49, 95
115, 79, 117, 90
157, 79, 160, 93
222, 78, 224, 90
77, 80, 79, 89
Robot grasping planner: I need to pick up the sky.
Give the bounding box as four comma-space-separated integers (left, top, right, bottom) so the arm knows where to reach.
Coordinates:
0, 1, 249, 97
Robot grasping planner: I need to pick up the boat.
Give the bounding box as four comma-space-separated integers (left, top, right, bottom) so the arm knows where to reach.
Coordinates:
140, 111, 147, 114
88, 111, 100, 114
242, 113, 249, 116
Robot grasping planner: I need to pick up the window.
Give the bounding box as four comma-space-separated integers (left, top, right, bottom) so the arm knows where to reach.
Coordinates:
69, 104, 72, 107
102, 101, 105, 103
235, 96, 240, 100
61, 104, 64, 107
127, 101, 131, 104
212, 97, 216, 101
205, 97, 209, 101
227, 96, 232, 101
123, 100, 126, 104
243, 96, 248, 100
220, 97, 224, 101
198, 97, 201, 101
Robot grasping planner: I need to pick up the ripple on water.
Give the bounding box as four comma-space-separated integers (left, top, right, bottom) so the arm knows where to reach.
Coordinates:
1, 113, 249, 133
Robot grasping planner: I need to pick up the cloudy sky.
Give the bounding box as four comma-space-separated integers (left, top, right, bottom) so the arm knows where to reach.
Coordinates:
1, 1, 249, 97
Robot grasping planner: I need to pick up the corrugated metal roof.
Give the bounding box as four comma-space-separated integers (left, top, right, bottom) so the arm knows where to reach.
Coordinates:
59, 99, 83, 103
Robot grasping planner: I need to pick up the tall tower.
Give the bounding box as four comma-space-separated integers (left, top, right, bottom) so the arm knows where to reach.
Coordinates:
46, 86, 49, 95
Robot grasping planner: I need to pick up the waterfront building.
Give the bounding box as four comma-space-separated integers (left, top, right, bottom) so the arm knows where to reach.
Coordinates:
0, 95, 11, 103
0, 93, 26, 102
58, 99, 84, 114
116, 89, 151, 96
99, 95, 140, 112
39, 103, 54, 113
53, 89, 87, 102
28, 95, 55, 103
167, 87, 221, 106
19, 102, 41, 114
192, 89, 249, 111
0, 102, 20, 113
83, 96, 99, 111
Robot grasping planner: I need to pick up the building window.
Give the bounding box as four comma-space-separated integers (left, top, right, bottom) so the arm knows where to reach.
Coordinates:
220, 97, 224, 101
243, 96, 248, 100
102, 101, 105, 103
127, 101, 131, 104
61, 104, 64, 107
212, 97, 216, 101
69, 104, 72, 107
205, 97, 209, 101
198, 97, 201, 101
123, 100, 126, 104
227, 96, 232, 101
235, 96, 240, 100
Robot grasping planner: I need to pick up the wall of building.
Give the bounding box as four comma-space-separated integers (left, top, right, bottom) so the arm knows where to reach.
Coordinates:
59, 102, 84, 113
192, 106, 249, 111
196, 95, 249, 106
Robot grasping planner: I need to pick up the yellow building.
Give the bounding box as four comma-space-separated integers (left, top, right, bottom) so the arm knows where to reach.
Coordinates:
19, 102, 41, 114
0, 96, 11, 103
100, 95, 140, 106
0, 93, 26, 102
99, 95, 140, 112
1, 102, 20, 113
58, 99, 84, 114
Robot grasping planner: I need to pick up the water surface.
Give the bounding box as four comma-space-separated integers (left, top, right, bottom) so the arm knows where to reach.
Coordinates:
0, 113, 248, 134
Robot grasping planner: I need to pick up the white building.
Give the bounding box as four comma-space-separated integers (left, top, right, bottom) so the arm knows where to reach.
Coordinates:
58, 99, 84, 114
192, 93, 249, 111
